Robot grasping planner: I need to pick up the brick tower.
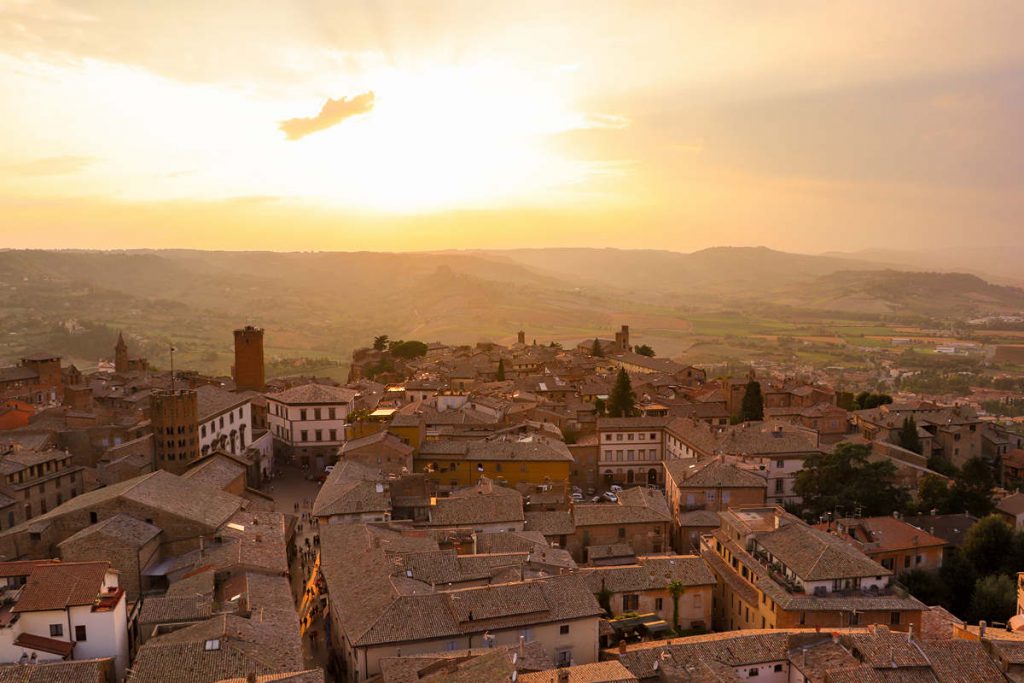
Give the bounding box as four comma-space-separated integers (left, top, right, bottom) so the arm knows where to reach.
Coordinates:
114, 332, 129, 374
150, 389, 200, 475
233, 326, 265, 391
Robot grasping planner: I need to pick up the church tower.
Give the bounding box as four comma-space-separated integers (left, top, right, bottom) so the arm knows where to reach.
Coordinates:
233, 326, 265, 391
115, 332, 129, 374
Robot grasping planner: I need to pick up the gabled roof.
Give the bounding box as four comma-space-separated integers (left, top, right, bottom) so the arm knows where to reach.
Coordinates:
266, 383, 359, 405
13, 561, 111, 613
664, 459, 767, 489
58, 513, 161, 549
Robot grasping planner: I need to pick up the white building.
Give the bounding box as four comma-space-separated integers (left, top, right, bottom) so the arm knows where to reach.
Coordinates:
0, 560, 129, 679
267, 384, 359, 468
195, 385, 253, 457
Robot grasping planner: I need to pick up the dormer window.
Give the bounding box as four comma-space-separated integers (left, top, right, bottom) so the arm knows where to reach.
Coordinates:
204, 639, 220, 651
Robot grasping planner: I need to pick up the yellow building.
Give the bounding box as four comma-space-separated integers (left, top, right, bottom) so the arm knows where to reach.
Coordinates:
415, 439, 572, 488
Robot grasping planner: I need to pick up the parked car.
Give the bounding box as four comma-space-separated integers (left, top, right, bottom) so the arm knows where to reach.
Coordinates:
591, 495, 603, 503
324, 465, 335, 474
586, 487, 596, 496
602, 492, 619, 503
609, 484, 623, 494
571, 492, 584, 503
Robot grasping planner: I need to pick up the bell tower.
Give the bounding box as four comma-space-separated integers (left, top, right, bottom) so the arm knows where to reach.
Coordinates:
115, 332, 129, 374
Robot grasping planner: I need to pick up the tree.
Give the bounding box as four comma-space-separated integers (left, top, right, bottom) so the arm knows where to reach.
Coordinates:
853, 392, 894, 410
951, 458, 995, 517
388, 340, 428, 359
597, 582, 613, 615
739, 380, 764, 422
898, 416, 922, 454
635, 344, 655, 357
916, 474, 952, 514
900, 569, 948, 607
594, 398, 606, 417
607, 368, 637, 418
496, 358, 505, 381
793, 443, 909, 519
667, 580, 685, 632
372, 335, 389, 351
591, 338, 604, 357
939, 550, 977, 617
962, 515, 1014, 577
970, 574, 1016, 623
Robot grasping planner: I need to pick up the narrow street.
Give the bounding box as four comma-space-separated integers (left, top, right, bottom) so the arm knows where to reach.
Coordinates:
268, 463, 336, 678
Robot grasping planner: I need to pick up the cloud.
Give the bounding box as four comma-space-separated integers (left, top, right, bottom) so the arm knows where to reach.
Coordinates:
280, 91, 375, 140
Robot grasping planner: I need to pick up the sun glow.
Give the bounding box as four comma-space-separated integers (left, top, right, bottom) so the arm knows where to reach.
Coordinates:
0, 55, 617, 213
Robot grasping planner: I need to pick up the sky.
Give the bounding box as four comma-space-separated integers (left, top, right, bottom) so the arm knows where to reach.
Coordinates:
0, 0, 1022, 253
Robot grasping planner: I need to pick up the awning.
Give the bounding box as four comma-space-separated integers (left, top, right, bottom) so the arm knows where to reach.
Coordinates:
641, 619, 671, 633
142, 557, 177, 577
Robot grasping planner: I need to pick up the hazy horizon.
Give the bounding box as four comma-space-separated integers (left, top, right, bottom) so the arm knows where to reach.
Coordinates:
1, 1, 1022, 253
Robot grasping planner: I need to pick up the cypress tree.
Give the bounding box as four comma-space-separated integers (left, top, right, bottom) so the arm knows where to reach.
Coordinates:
898, 415, 922, 454
608, 368, 637, 417
740, 380, 764, 422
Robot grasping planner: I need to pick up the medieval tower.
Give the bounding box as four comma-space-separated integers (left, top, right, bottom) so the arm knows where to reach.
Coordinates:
114, 332, 129, 374
150, 389, 200, 475
233, 326, 265, 391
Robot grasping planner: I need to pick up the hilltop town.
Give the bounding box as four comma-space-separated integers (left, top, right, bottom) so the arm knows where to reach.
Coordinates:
1, 323, 1024, 682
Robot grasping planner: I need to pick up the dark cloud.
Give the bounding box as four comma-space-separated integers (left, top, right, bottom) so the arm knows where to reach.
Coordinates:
280, 91, 375, 140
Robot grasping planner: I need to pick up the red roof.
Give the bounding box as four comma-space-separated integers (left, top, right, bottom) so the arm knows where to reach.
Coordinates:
13, 632, 74, 657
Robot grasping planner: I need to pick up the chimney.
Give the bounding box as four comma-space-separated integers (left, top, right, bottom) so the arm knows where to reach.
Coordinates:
618, 640, 628, 654
980, 620, 987, 638
558, 670, 570, 683
519, 635, 526, 656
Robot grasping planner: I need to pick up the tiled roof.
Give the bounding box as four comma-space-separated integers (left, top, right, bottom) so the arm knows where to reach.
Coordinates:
12, 632, 75, 657
825, 516, 948, 553
0, 470, 243, 537
267, 383, 359, 405
0, 659, 111, 683
194, 385, 249, 422
518, 661, 638, 683
417, 439, 572, 462
182, 455, 247, 491
138, 594, 213, 625
525, 510, 575, 536
0, 559, 60, 578
580, 556, 715, 594
319, 524, 601, 648
664, 459, 767, 489
425, 488, 524, 527
58, 513, 161, 549
13, 561, 109, 613
753, 521, 890, 581
130, 614, 303, 683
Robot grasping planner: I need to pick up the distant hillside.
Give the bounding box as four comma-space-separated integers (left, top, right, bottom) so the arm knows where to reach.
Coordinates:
1, 248, 1021, 373
766, 270, 1024, 316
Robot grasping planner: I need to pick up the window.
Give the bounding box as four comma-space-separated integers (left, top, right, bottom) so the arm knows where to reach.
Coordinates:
627, 433, 634, 441
90, 511, 98, 524
75, 625, 87, 641
559, 624, 570, 635
655, 598, 663, 611
749, 666, 759, 676
329, 429, 337, 441
616, 434, 623, 441
693, 593, 702, 609
777, 459, 786, 469
775, 479, 784, 493
706, 490, 716, 502
329, 408, 337, 420
300, 409, 307, 420
618, 527, 626, 539
50, 624, 63, 637
300, 430, 308, 442
315, 430, 323, 442
205, 639, 220, 651
890, 611, 901, 625
722, 491, 731, 504
622, 594, 639, 611
774, 664, 783, 673
903, 556, 911, 569
605, 434, 612, 441
916, 554, 923, 565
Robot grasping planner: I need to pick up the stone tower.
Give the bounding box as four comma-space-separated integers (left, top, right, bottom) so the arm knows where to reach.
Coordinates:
614, 325, 631, 352
517, 330, 526, 345
233, 326, 265, 391
150, 389, 200, 475
114, 332, 129, 374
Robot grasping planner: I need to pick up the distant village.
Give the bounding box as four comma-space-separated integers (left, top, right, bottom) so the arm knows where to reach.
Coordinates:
1, 323, 1024, 682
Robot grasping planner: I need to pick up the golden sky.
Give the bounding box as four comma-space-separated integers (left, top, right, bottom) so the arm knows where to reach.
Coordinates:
1, 1, 1022, 253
